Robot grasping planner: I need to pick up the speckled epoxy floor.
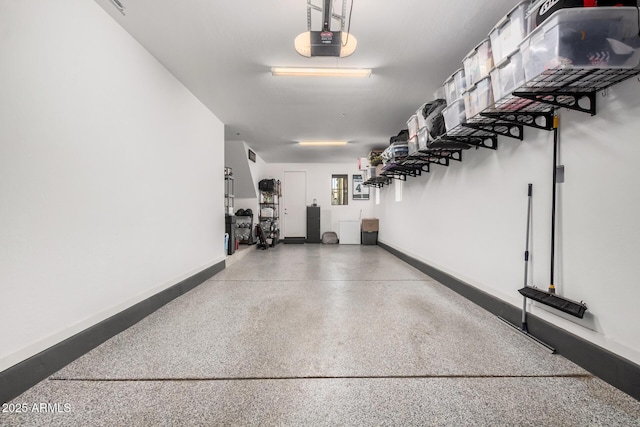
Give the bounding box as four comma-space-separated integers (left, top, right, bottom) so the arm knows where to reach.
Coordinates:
4, 245, 640, 426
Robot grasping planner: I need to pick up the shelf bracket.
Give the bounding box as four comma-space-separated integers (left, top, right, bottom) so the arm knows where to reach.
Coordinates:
426, 156, 450, 167
418, 149, 462, 162
463, 121, 524, 141
481, 110, 554, 131
445, 135, 498, 150
513, 91, 596, 116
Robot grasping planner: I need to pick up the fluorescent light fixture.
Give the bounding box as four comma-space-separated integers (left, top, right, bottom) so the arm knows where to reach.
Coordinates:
298, 141, 348, 146
271, 67, 371, 78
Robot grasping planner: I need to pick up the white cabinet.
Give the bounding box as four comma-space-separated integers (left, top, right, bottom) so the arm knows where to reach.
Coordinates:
339, 220, 361, 245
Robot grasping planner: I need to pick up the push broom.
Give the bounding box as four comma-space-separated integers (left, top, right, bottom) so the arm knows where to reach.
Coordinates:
498, 183, 555, 353
518, 114, 588, 319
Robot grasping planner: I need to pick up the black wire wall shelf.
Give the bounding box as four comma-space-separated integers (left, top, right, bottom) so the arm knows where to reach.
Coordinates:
462, 115, 524, 140
438, 125, 499, 150
405, 152, 452, 167
425, 136, 473, 151
481, 96, 555, 131
418, 148, 463, 162
363, 176, 391, 188
513, 67, 640, 116
381, 160, 427, 181
367, 67, 640, 188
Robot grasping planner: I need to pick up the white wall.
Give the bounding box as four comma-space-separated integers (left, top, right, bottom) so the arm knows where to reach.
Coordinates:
375, 77, 640, 365
0, 0, 225, 371
226, 140, 267, 218
266, 163, 376, 238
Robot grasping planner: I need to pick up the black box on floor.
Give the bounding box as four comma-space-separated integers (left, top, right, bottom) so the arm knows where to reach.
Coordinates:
361, 231, 378, 245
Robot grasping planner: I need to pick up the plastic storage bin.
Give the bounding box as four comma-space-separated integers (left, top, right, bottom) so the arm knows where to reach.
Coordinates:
407, 114, 419, 138
520, 7, 640, 82
489, 0, 531, 65
463, 38, 494, 87
417, 127, 429, 151
408, 136, 418, 155
442, 98, 466, 131
463, 77, 494, 119
490, 50, 525, 102
364, 166, 377, 181
443, 68, 467, 104
433, 86, 446, 101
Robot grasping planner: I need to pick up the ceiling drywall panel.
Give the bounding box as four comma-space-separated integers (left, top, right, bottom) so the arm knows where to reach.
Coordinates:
94, 0, 522, 162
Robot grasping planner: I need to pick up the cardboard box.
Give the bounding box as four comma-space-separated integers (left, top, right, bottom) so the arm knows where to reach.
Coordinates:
361, 218, 379, 232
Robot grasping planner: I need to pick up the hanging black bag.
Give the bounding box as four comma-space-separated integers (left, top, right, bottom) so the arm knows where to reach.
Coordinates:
259, 179, 276, 192
422, 99, 447, 139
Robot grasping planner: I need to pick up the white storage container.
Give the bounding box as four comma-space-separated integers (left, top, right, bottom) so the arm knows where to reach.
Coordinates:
463, 77, 494, 119
520, 7, 640, 82
489, 1, 531, 65
417, 127, 429, 151
408, 136, 419, 155
433, 86, 446, 101
365, 166, 377, 181
442, 98, 466, 131
407, 114, 419, 139
443, 68, 467, 104
490, 50, 525, 102
463, 38, 494, 87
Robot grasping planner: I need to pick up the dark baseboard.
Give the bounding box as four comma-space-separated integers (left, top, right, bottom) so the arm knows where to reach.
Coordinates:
0, 260, 225, 404
378, 241, 640, 401
283, 237, 306, 244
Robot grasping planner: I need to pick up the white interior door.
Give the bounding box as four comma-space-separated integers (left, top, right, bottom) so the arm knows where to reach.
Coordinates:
283, 171, 307, 238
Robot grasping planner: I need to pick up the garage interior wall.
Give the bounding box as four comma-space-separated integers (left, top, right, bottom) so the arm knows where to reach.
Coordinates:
225, 140, 267, 217
375, 77, 640, 366
266, 163, 376, 238
0, 0, 225, 372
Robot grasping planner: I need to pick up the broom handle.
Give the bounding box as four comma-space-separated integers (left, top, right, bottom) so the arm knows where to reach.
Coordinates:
524, 184, 532, 287
549, 115, 559, 293
522, 183, 533, 331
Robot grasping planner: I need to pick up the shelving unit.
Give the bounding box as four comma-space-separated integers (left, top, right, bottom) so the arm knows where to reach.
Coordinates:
366, 67, 640, 189
361, 5, 640, 189
235, 213, 254, 245
259, 181, 281, 247
224, 167, 236, 255
224, 168, 234, 215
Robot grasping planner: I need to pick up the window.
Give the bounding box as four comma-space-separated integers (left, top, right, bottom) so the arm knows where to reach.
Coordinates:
331, 174, 348, 205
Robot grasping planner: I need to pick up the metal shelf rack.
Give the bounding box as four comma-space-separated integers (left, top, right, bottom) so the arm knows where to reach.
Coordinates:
513, 67, 640, 116
364, 67, 640, 188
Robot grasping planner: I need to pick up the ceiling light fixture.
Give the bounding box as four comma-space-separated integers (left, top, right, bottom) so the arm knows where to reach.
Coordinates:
298, 141, 348, 146
272, 67, 371, 77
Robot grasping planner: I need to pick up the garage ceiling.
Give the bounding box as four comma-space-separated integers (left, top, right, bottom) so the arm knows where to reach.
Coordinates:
94, 0, 522, 163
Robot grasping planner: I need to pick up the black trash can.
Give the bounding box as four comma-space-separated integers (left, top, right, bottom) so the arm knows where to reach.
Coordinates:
225, 215, 236, 255
361, 231, 378, 245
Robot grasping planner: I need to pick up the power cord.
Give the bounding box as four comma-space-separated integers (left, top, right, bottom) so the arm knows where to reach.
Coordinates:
342, 0, 354, 47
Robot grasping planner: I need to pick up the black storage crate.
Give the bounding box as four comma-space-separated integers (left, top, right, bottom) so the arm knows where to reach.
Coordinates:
361, 231, 378, 245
